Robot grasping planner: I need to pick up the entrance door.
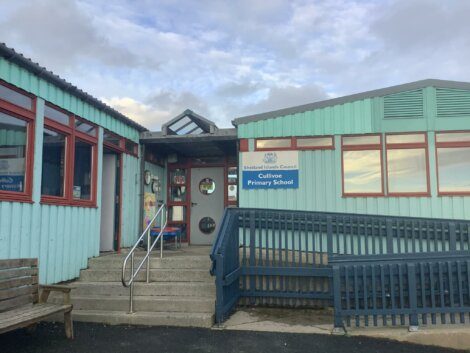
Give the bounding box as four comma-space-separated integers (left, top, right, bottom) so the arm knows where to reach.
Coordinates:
100, 152, 120, 251
190, 167, 224, 245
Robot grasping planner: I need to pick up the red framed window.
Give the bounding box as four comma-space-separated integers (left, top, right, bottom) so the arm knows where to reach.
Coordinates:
103, 129, 138, 157
295, 136, 334, 150
385, 133, 430, 196
254, 136, 335, 151
0, 81, 35, 202
255, 138, 293, 151
41, 103, 98, 207
435, 131, 470, 195
341, 134, 384, 197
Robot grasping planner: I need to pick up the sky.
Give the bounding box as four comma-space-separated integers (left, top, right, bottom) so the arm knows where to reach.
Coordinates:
1, 0, 470, 131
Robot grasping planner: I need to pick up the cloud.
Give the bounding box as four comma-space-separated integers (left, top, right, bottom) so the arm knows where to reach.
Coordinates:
101, 97, 163, 130
0, 0, 144, 72
2, 0, 470, 131
240, 84, 329, 117
104, 90, 210, 130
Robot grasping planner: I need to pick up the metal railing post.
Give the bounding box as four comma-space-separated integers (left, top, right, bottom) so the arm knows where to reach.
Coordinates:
122, 204, 168, 315
146, 227, 151, 283
128, 252, 134, 314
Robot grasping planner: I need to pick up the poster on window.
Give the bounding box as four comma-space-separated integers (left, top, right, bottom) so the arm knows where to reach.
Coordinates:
143, 192, 156, 229
241, 151, 299, 189
0, 158, 25, 192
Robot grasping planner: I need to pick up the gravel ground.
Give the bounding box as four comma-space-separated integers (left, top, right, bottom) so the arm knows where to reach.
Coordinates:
0, 322, 464, 353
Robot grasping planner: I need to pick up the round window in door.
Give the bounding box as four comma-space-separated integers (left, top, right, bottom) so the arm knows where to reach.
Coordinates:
199, 217, 216, 234
199, 178, 215, 195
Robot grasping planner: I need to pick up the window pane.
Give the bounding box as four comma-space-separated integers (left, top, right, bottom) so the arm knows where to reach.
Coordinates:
170, 185, 186, 202
437, 147, 470, 192
41, 129, 66, 197
297, 136, 333, 148
256, 139, 291, 149
343, 135, 380, 146
0, 112, 27, 192
125, 140, 136, 154
0, 84, 32, 110
103, 131, 121, 147
387, 148, 428, 193
227, 167, 238, 183
228, 185, 237, 202
73, 140, 93, 200
75, 119, 96, 136
343, 150, 382, 194
386, 134, 425, 144
169, 206, 185, 222
44, 105, 69, 125
436, 132, 470, 143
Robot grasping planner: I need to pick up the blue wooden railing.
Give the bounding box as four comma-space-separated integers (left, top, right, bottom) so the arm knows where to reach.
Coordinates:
210, 208, 470, 324
331, 252, 470, 328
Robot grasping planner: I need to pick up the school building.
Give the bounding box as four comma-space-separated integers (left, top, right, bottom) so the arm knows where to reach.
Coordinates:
1, 43, 470, 328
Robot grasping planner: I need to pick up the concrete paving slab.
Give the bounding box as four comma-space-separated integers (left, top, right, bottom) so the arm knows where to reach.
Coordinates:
220, 307, 470, 351
221, 307, 334, 334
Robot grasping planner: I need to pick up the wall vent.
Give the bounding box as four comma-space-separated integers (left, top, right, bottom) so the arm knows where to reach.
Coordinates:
383, 89, 424, 119
436, 88, 470, 117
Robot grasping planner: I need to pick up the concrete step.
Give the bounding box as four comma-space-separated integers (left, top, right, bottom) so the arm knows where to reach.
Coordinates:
63, 310, 214, 328
89, 255, 211, 270
51, 295, 214, 313
79, 269, 213, 282
61, 281, 215, 297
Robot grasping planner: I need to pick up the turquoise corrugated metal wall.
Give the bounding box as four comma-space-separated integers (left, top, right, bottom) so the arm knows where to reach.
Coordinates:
238, 99, 374, 138
0, 58, 140, 142
238, 86, 470, 221
119, 160, 167, 247
0, 99, 103, 284
239, 135, 470, 220
144, 161, 167, 201
0, 76, 143, 283
120, 153, 141, 247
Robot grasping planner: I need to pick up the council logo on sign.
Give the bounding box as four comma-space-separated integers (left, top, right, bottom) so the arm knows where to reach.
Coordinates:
263, 152, 277, 164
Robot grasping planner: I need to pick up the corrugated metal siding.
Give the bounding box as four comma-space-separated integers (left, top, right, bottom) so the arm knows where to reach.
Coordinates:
0, 58, 140, 142
0, 202, 101, 284
436, 88, 470, 117
238, 99, 374, 138
119, 160, 167, 248
383, 89, 424, 119
144, 161, 166, 201
120, 153, 141, 247
239, 135, 470, 221
0, 103, 103, 284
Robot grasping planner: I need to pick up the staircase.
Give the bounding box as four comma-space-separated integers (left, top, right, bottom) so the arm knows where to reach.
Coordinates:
51, 247, 215, 327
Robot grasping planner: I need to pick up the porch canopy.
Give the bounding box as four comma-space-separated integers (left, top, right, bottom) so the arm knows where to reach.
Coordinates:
140, 110, 237, 158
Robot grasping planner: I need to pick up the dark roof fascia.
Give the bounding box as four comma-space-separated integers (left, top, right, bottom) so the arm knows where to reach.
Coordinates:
232, 79, 470, 126
0, 43, 147, 132
141, 128, 237, 144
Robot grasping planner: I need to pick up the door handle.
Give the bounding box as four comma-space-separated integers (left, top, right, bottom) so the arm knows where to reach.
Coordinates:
191, 202, 198, 207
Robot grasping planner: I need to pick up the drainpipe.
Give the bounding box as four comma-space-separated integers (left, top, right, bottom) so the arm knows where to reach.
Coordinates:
139, 143, 146, 236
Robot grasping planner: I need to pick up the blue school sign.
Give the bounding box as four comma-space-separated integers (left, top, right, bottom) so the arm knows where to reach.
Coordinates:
242, 151, 299, 189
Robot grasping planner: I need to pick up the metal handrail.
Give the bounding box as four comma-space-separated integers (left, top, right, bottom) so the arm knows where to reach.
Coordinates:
121, 203, 167, 313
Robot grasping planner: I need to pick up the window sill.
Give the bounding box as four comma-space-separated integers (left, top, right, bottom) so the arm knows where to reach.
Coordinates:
387, 193, 431, 197
41, 197, 97, 208
438, 192, 470, 197
0, 194, 33, 204
342, 193, 385, 198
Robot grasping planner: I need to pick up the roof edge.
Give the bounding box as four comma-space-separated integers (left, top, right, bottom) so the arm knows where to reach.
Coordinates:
232, 79, 470, 126
0, 43, 147, 132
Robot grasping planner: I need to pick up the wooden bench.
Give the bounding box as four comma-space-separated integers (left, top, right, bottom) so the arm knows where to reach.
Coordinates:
0, 259, 74, 339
